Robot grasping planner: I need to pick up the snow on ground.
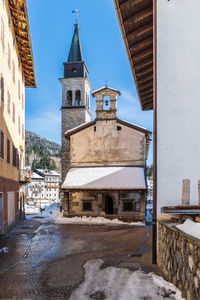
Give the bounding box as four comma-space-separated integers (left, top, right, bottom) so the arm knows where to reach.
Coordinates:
26, 203, 144, 226
176, 219, 200, 240
69, 259, 185, 300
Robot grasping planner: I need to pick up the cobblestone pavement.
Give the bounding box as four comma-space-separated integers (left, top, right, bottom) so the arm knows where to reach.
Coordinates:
0, 218, 157, 300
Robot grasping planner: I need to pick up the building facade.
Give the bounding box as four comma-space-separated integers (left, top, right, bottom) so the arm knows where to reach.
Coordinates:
25, 169, 60, 208
61, 87, 151, 222
0, 0, 35, 233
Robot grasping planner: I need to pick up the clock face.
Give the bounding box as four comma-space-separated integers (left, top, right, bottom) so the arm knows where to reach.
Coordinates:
72, 68, 77, 73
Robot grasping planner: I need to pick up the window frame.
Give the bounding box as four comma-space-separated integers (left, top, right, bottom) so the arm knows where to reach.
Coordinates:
82, 200, 93, 211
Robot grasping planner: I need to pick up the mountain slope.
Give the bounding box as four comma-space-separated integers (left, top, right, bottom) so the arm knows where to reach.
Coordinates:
25, 130, 61, 171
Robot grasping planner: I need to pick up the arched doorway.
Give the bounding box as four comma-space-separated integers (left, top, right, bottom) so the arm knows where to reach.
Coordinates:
105, 195, 114, 214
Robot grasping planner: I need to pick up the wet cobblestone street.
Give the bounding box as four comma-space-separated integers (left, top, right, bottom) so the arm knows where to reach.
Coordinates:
0, 219, 155, 300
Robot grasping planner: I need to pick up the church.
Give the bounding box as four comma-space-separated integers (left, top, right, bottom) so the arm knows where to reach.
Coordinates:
60, 20, 151, 222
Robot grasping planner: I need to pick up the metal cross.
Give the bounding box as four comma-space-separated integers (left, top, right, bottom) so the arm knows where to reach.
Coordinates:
72, 9, 79, 24
105, 80, 108, 87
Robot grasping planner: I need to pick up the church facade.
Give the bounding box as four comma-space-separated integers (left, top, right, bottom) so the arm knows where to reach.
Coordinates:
60, 22, 151, 222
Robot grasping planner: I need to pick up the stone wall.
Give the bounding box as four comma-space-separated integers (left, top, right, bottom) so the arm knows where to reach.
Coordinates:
158, 221, 200, 300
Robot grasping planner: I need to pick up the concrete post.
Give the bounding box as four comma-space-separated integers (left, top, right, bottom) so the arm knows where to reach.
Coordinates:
182, 179, 190, 206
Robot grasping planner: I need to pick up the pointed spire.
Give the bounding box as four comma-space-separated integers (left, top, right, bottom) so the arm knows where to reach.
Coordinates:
67, 24, 83, 62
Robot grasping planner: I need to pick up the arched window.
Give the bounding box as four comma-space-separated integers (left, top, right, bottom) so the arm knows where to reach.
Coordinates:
75, 90, 81, 105
67, 90, 72, 106
103, 96, 110, 110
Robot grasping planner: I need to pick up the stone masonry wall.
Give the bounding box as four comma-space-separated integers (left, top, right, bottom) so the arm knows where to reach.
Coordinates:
158, 221, 200, 300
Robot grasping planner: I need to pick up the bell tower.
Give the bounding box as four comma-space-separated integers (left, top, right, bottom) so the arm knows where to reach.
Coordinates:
60, 19, 92, 181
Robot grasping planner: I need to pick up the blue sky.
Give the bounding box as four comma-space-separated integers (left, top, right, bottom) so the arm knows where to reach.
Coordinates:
25, 0, 153, 165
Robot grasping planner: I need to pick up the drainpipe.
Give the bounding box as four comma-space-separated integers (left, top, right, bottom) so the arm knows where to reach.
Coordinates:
152, 0, 157, 265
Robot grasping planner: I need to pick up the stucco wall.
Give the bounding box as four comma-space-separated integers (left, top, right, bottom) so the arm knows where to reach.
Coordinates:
70, 120, 146, 167
0, 0, 25, 182
157, 0, 200, 219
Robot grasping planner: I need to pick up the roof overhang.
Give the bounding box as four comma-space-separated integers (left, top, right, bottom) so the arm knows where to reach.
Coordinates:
8, 0, 36, 87
113, 0, 153, 110
61, 166, 147, 191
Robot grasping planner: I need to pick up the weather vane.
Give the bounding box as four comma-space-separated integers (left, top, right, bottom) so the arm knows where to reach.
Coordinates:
72, 8, 79, 25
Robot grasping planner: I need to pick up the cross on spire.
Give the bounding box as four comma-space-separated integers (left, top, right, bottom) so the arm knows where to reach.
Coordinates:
72, 8, 80, 25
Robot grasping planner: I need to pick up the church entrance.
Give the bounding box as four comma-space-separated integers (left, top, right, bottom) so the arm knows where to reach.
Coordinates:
105, 195, 114, 214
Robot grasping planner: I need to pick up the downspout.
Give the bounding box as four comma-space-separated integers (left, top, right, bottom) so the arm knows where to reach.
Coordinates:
152, 0, 157, 265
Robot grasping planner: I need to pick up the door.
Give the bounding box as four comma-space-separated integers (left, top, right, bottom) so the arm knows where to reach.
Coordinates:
0, 193, 4, 232
7, 192, 15, 228
105, 195, 114, 214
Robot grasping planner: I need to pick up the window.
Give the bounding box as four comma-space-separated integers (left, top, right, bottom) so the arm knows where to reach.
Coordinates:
12, 103, 15, 122
18, 81, 20, 100
7, 91, 10, 114
82, 201, 92, 211
1, 17, 5, 51
22, 93, 24, 109
18, 116, 20, 134
1, 75, 4, 103
123, 200, 133, 212
75, 90, 81, 105
8, 43, 11, 69
22, 124, 24, 140
12, 144, 16, 166
103, 96, 110, 110
0, 130, 4, 159
67, 90, 72, 106
7, 138, 10, 163
12, 61, 15, 83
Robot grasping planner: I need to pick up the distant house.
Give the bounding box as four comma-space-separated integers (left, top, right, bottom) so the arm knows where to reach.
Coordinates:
61, 87, 151, 222
25, 171, 47, 208
34, 169, 60, 204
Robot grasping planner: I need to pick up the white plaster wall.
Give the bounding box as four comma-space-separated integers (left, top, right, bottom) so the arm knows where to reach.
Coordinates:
157, 0, 200, 219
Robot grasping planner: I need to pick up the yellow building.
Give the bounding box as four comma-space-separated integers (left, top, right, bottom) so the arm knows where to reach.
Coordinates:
0, 0, 35, 233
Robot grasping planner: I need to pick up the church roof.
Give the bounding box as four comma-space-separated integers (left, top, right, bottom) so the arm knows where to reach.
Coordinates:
61, 166, 147, 191
68, 24, 83, 62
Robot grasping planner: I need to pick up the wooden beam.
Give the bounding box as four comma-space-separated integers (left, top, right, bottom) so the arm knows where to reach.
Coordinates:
143, 103, 153, 110
141, 92, 153, 100
135, 66, 153, 77
127, 24, 153, 41
138, 80, 152, 91
12, 15, 27, 24
14, 26, 28, 35
140, 87, 153, 96
124, 7, 152, 26
132, 48, 153, 64
9, 5, 24, 15
120, 0, 144, 9
130, 36, 153, 53
137, 74, 153, 84
15, 33, 29, 44
143, 97, 153, 105
134, 59, 152, 71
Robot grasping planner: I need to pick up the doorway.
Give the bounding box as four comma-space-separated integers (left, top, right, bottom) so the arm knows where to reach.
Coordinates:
105, 195, 114, 214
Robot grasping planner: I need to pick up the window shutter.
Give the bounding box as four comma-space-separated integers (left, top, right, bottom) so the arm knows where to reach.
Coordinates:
0, 130, 4, 159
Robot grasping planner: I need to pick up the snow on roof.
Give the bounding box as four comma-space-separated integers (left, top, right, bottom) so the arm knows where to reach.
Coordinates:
31, 172, 43, 179
119, 119, 148, 131
62, 166, 146, 190
35, 169, 60, 176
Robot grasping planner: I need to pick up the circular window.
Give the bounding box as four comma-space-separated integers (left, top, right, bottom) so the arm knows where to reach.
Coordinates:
71, 68, 77, 73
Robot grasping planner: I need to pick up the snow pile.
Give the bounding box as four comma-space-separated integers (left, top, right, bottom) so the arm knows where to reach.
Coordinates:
27, 203, 144, 226
34, 210, 144, 226
70, 259, 185, 300
176, 219, 200, 240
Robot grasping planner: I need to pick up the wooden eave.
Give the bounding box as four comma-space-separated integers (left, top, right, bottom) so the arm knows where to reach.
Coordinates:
113, 0, 153, 110
8, 0, 36, 87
